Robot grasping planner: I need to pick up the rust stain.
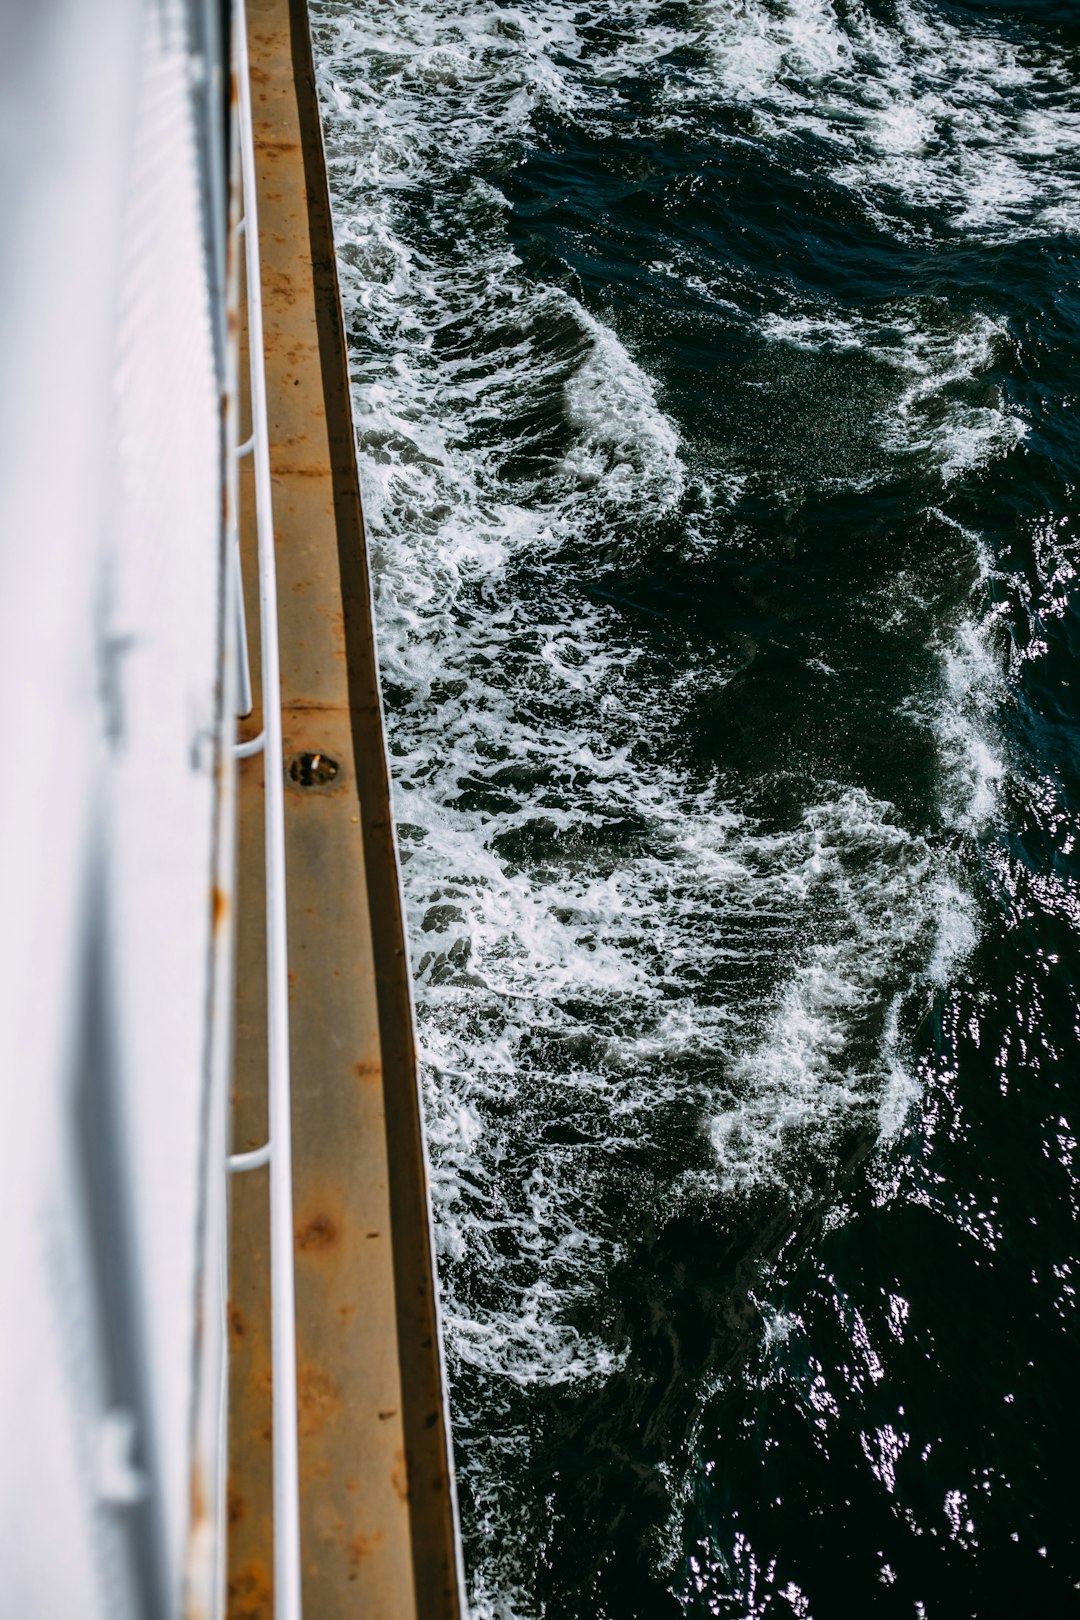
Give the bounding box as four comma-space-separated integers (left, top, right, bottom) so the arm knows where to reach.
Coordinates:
391, 1451, 410, 1503
283, 343, 318, 368
260, 267, 298, 308
228, 1303, 246, 1343
353, 1059, 380, 1084
272, 463, 332, 479
337, 1302, 358, 1326
212, 884, 229, 933
227, 1485, 245, 1527
268, 426, 312, 451
298, 1363, 341, 1437
348, 1529, 385, 1578
227, 1560, 272, 1620
296, 1210, 340, 1252
189, 1456, 209, 1536
378, 1409, 397, 1422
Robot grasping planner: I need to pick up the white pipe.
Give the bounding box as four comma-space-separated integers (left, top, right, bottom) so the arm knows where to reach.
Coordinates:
228, 1141, 272, 1174
236, 6, 303, 1616
234, 729, 266, 760
227, 208, 254, 722
231, 534, 254, 717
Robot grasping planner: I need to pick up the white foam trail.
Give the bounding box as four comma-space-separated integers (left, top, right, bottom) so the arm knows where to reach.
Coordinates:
703, 790, 962, 1192
304, 0, 1066, 1607
760, 308, 1028, 483
695, 0, 1080, 241
562, 310, 684, 505
937, 618, 1006, 831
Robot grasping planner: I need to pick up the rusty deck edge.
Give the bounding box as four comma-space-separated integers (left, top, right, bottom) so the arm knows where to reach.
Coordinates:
287, 5, 466, 1616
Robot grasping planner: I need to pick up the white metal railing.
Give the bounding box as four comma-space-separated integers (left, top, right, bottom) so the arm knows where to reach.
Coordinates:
231, 265, 255, 721
226, 3, 303, 1617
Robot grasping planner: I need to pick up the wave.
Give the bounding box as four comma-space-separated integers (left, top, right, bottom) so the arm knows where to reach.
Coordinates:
761, 307, 1028, 481
694, 0, 1080, 241
305, 0, 1066, 1609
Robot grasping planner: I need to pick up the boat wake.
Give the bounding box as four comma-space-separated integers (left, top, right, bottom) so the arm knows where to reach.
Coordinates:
310, 0, 1077, 1610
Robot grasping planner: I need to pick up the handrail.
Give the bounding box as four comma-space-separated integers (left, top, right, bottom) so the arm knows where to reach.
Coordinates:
231, 4, 304, 1617
228, 1140, 273, 1174
234, 729, 266, 760
232, 538, 254, 717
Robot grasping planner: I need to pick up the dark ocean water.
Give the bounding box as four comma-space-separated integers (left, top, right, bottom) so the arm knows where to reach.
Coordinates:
311, 2, 1080, 1614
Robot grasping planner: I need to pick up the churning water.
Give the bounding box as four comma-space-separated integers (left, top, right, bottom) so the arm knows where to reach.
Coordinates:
309, 1, 1080, 1613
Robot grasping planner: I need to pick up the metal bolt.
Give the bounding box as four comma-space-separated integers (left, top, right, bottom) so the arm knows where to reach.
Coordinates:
288, 751, 340, 787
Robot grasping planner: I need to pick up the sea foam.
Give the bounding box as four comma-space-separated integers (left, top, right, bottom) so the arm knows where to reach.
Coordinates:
306, 0, 1069, 1608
